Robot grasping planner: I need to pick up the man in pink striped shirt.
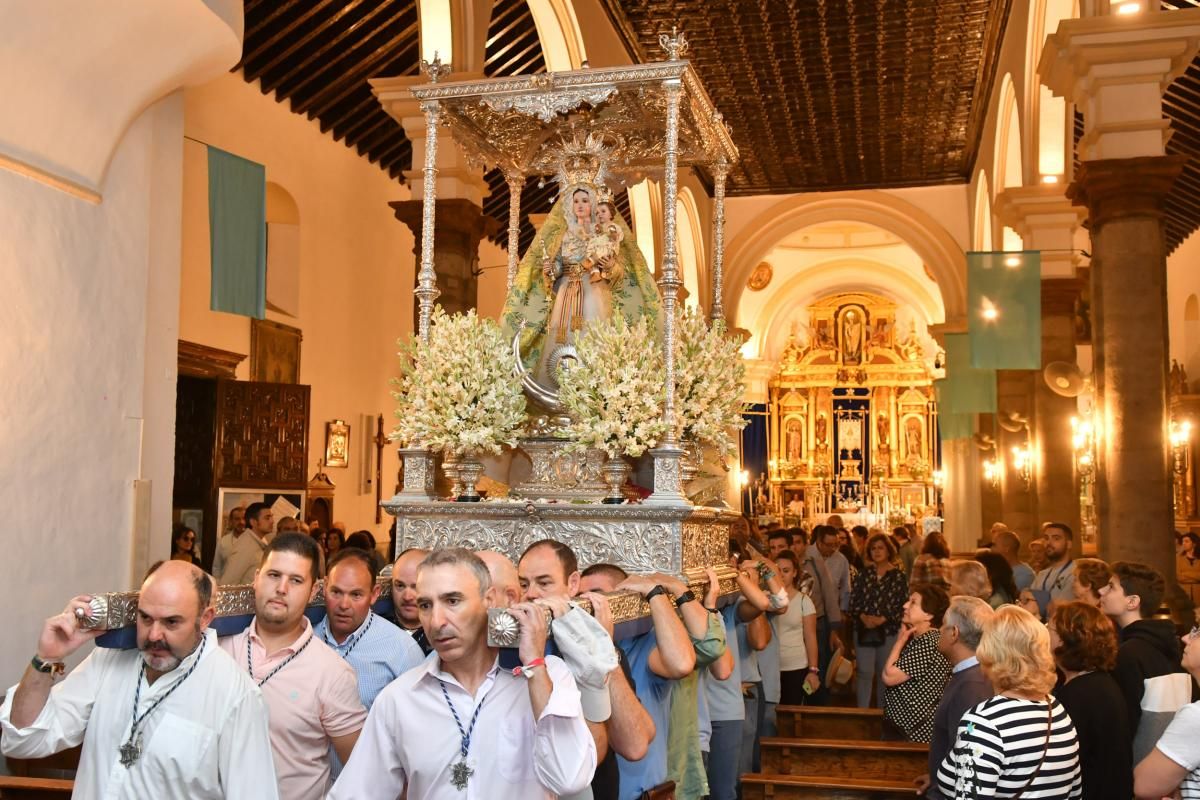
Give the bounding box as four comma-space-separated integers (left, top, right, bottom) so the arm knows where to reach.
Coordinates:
220, 532, 366, 800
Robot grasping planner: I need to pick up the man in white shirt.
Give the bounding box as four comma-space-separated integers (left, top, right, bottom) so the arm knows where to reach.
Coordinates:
1, 560, 277, 800
217, 501, 274, 586
331, 547, 596, 799
212, 504, 246, 580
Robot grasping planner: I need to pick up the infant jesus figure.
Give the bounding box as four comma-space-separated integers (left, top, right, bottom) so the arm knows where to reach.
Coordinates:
584, 222, 625, 286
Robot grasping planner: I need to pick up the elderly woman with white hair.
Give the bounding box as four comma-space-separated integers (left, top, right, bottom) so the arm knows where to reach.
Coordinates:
936, 605, 1082, 799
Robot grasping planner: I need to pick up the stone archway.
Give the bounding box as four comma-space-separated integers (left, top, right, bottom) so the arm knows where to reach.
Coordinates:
724, 191, 967, 326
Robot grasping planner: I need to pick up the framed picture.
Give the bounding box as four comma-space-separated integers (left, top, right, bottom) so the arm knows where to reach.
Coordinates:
250, 318, 302, 384
178, 508, 204, 536
217, 487, 306, 532
325, 419, 350, 468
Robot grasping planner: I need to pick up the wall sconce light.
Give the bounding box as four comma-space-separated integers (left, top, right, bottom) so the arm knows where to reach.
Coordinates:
982, 457, 1001, 490
1071, 416, 1098, 528
1011, 444, 1033, 490
1170, 420, 1191, 517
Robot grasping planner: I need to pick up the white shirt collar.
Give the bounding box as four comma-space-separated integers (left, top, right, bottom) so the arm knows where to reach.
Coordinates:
953, 655, 980, 674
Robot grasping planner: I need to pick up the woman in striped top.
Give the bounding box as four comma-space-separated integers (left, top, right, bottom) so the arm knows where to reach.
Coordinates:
936, 605, 1082, 799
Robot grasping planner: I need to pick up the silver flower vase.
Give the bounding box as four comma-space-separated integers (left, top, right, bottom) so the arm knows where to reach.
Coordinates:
457, 453, 484, 502
681, 439, 702, 485
442, 452, 463, 499
601, 457, 631, 504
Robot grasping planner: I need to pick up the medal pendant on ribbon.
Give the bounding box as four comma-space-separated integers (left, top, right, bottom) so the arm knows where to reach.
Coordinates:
119, 738, 140, 768
450, 759, 473, 790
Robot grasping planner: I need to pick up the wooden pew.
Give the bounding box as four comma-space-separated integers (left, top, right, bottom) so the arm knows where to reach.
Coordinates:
775, 705, 885, 740
0, 777, 75, 799
740, 773, 917, 799
1, 746, 78, 799
759, 737, 928, 783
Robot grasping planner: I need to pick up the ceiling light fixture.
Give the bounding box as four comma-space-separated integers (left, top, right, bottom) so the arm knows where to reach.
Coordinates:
1041, 174, 1060, 184
1004, 255, 1021, 268
1117, 2, 1141, 14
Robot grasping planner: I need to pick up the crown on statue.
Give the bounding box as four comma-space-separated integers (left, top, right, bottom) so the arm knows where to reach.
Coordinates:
554, 132, 614, 192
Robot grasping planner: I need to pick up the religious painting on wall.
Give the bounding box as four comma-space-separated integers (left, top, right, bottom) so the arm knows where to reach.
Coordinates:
250, 318, 302, 384
325, 419, 350, 468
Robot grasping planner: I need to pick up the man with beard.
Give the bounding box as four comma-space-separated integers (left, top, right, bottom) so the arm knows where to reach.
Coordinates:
1030, 522, 1076, 618
390, 547, 432, 655
314, 547, 425, 710
330, 548, 595, 799
218, 502, 275, 586
220, 532, 366, 800
1, 560, 276, 799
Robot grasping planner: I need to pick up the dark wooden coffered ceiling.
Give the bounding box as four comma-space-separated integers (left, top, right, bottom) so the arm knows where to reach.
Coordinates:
239, 1, 1200, 252
238, 0, 624, 255
598, 0, 1012, 195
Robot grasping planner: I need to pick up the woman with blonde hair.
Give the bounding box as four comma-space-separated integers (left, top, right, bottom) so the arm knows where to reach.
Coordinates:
936, 605, 1082, 799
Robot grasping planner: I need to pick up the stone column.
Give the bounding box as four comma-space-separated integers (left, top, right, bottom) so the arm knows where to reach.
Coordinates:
994, 187, 1088, 551
390, 198, 500, 315
1070, 156, 1183, 570
1042, 8, 1200, 582
1035, 278, 1085, 544
372, 72, 496, 316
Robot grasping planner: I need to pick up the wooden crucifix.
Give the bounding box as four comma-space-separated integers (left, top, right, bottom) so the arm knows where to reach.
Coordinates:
373, 414, 387, 523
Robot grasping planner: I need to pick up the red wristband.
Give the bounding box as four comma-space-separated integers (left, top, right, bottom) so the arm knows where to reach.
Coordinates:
513, 657, 546, 677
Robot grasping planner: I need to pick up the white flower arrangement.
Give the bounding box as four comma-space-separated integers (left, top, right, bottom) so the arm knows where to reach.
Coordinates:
391, 307, 527, 456
556, 315, 668, 459
673, 307, 748, 458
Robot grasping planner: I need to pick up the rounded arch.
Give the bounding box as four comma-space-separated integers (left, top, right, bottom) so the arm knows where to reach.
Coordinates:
752, 257, 945, 360
1026, 0, 1076, 180
994, 74, 1023, 191
526, 0, 587, 70
974, 176, 994, 251
676, 188, 705, 309
265, 181, 300, 317
724, 191, 967, 325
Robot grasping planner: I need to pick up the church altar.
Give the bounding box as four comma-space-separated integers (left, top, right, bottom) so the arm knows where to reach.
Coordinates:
763, 292, 940, 522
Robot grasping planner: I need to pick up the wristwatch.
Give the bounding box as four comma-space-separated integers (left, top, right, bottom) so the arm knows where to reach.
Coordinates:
674, 590, 698, 608
31, 654, 65, 679
645, 584, 670, 603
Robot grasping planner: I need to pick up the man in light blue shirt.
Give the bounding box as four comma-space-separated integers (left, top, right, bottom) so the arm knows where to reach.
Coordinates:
314, 547, 426, 709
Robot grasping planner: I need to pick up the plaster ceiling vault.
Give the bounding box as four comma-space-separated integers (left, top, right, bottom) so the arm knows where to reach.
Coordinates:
599, 0, 1012, 195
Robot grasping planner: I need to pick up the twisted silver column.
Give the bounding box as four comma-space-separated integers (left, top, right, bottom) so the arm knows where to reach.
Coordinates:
709, 157, 728, 324
415, 99, 442, 343
505, 169, 523, 291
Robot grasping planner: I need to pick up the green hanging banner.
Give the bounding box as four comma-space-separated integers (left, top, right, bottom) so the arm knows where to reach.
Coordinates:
208, 146, 267, 319
934, 333, 997, 445
967, 250, 1041, 370
937, 411, 975, 444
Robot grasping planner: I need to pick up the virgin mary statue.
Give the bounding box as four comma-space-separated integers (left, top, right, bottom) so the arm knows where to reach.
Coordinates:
502, 181, 660, 389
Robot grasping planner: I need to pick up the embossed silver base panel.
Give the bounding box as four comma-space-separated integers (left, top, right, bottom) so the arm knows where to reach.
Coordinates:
382, 499, 737, 578
510, 438, 608, 501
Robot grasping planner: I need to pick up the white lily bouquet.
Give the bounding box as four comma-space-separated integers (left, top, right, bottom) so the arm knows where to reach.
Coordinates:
556, 315, 668, 458
391, 307, 526, 456
674, 307, 748, 459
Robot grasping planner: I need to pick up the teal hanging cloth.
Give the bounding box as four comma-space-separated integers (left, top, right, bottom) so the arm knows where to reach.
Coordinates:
935, 332, 997, 447
968, 251, 1041, 369
208, 147, 266, 319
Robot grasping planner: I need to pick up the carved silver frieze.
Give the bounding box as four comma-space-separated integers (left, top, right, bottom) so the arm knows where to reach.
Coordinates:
484, 86, 618, 123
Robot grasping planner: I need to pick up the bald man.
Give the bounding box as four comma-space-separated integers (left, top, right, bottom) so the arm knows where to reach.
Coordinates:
389, 548, 431, 655
476, 550, 522, 608
1, 561, 277, 798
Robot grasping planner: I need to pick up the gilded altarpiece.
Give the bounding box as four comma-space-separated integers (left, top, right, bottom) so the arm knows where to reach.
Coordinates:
768, 293, 937, 522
